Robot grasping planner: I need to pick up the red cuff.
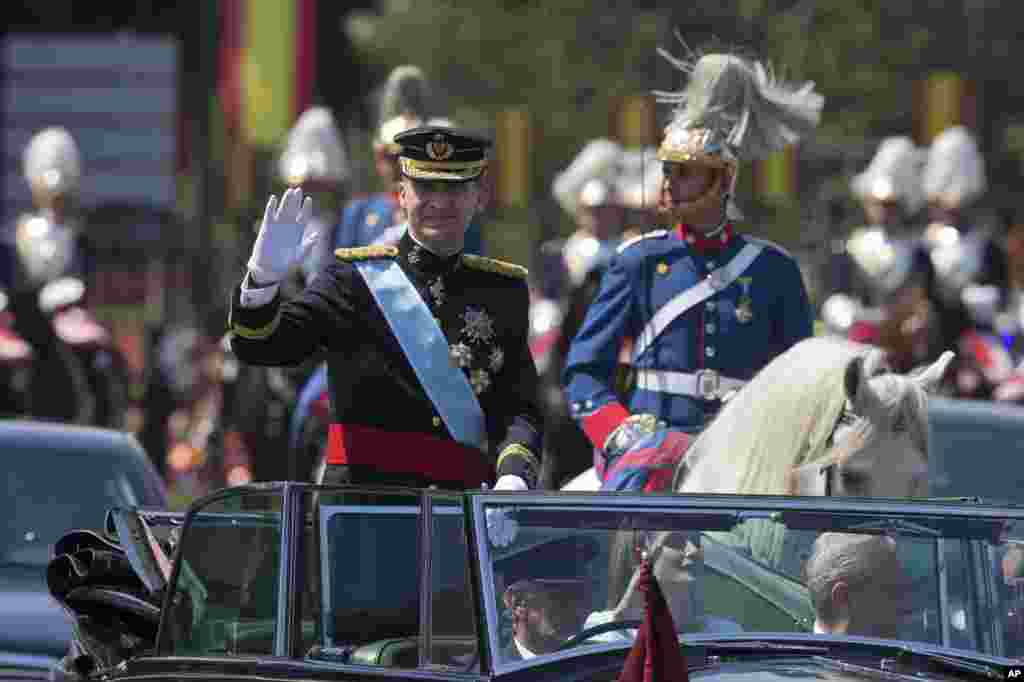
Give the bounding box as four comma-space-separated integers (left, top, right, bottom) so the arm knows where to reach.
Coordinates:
581, 402, 631, 450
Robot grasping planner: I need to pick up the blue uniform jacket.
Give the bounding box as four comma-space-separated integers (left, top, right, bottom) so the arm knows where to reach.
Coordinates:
563, 226, 812, 448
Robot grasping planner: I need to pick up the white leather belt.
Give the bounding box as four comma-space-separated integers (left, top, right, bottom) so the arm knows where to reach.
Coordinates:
635, 368, 746, 400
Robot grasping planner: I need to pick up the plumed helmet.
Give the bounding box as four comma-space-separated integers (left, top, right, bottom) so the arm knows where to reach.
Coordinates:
850, 136, 926, 214
922, 125, 987, 209
23, 127, 81, 198
652, 43, 823, 221
654, 49, 823, 165
552, 139, 623, 217
376, 65, 434, 152
278, 107, 351, 186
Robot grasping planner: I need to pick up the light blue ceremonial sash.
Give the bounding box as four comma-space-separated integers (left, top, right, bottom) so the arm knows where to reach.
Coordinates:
353, 259, 487, 451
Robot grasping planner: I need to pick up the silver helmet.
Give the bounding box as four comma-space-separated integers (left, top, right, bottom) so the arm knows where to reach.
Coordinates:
922, 125, 987, 210
653, 44, 823, 222
23, 127, 81, 204
375, 65, 434, 152
278, 107, 350, 186
551, 139, 624, 218
850, 137, 926, 215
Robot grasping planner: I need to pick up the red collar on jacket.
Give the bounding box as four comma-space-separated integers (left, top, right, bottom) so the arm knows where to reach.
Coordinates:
676, 223, 733, 252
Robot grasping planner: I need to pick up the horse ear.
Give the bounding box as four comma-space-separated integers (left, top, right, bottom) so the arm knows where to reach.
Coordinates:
844, 349, 888, 404
912, 350, 955, 393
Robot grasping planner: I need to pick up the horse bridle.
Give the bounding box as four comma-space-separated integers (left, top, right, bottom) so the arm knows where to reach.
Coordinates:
819, 406, 860, 497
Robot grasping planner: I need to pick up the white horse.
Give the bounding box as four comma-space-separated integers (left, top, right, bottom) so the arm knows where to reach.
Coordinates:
564, 336, 954, 625
563, 336, 954, 500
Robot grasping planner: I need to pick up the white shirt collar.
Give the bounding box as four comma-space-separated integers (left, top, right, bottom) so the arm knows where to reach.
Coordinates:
513, 638, 537, 660
407, 226, 461, 258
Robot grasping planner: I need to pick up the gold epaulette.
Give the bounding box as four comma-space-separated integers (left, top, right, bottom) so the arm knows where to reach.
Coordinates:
461, 254, 528, 279
335, 245, 399, 261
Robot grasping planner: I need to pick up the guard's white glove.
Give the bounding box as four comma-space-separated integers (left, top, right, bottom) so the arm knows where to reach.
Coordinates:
247, 187, 318, 286
486, 475, 526, 547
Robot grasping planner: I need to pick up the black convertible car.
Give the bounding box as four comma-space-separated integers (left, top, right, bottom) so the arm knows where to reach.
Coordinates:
45, 483, 1024, 681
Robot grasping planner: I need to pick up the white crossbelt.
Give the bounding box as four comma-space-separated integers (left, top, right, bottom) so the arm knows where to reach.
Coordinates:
635, 368, 746, 400
632, 242, 764, 360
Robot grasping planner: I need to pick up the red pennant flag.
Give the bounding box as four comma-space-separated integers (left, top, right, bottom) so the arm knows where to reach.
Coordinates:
617, 559, 689, 682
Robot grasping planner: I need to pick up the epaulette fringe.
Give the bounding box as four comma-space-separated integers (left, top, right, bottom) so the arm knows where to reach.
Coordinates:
461, 254, 528, 279
335, 245, 399, 261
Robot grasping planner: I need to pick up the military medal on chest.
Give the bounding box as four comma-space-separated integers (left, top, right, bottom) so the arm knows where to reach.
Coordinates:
428, 277, 445, 307
735, 277, 754, 324
458, 306, 498, 394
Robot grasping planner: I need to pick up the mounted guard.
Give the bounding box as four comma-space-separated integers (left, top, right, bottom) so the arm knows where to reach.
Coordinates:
562, 42, 822, 490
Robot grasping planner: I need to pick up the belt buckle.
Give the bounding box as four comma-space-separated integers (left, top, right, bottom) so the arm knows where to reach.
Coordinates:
696, 369, 720, 400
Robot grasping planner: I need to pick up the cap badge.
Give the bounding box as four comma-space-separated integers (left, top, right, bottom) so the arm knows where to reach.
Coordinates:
426, 134, 455, 161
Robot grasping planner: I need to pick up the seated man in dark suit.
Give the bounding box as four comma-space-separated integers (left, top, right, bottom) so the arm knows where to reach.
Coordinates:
494, 535, 598, 662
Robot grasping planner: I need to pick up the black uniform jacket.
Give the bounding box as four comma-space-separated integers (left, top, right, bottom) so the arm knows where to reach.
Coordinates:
229, 231, 542, 489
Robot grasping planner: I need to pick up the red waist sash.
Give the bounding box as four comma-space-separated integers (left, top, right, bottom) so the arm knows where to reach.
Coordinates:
326, 423, 494, 487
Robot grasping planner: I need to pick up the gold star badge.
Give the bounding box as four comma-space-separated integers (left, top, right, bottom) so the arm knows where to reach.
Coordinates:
656, 262, 669, 275
449, 342, 473, 368
489, 347, 505, 372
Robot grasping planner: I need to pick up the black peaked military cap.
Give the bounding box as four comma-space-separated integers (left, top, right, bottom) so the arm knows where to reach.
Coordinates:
495, 535, 599, 597
395, 125, 491, 182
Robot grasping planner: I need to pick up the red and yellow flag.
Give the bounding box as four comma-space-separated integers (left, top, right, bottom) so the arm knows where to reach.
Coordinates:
219, 0, 317, 145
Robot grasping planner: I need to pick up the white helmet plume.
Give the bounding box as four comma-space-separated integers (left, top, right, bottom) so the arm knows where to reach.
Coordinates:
23, 127, 81, 195
653, 45, 824, 162
922, 125, 986, 209
279, 107, 351, 185
851, 136, 926, 214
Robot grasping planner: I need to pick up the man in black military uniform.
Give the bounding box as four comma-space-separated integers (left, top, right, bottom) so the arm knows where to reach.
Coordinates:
228, 126, 542, 492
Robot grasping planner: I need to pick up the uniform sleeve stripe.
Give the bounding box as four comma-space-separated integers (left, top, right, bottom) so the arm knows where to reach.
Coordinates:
230, 311, 281, 340
496, 443, 540, 474
581, 402, 631, 450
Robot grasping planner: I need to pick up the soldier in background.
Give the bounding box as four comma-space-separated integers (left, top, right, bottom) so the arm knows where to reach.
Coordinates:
921, 126, 1007, 311
1, 128, 94, 424
536, 140, 630, 488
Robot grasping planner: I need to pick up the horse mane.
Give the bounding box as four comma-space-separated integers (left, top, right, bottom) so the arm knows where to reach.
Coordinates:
678, 336, 930, 496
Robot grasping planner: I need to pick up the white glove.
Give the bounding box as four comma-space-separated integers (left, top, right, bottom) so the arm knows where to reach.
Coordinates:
486, 507, 519, 548
247, 187, 318, 285
494, 475, 528, 491
486, 476, 526, 547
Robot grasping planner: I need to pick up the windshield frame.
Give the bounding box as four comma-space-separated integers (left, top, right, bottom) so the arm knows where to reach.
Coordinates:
469, 491, 1024, 674
150, 484, 1024, 676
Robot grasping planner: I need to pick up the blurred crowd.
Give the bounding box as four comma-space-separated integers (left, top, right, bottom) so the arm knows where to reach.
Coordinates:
3, 61, 1022, 501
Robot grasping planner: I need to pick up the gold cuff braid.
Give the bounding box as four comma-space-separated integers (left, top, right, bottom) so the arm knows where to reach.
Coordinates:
496, 443, 540, 475
230, 310, 281, 340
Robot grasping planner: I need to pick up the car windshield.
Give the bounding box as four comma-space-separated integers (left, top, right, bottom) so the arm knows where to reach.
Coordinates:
3, 444, 165, 567
476, 495, 1024, 670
